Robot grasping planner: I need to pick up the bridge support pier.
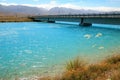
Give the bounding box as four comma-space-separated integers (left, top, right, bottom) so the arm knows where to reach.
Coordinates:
47, 18, 55, 23
79, 23, 92, 26
47, 20, 55, 23
79, 18, 92, 26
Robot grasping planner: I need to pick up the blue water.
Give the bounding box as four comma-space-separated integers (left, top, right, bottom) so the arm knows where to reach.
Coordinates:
0, 22, 120, 79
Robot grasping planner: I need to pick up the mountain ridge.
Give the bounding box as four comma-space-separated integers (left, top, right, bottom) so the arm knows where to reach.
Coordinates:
0, 4, 119, 16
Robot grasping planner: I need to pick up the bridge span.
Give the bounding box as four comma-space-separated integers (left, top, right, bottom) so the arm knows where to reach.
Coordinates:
31, 13, 120, 26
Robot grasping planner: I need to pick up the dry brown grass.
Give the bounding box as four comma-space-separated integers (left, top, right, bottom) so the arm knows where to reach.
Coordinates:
39, 54, 120, 80
103, 54, 120, 65
0, 16, 33, 22
61, 54, 120, 80
65, 57, 86, 71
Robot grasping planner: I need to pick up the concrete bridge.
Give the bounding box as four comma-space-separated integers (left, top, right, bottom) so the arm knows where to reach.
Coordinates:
31, 13, 120, 26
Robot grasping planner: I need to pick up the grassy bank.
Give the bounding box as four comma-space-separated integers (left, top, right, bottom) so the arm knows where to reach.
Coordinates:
0, 16, 33, 22
38, 54, 120, 80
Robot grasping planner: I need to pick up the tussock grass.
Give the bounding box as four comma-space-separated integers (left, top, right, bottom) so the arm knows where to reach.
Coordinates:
39, 54, 120, 80
111, 70, 120, 80
61, 54, 120, 80
103, 54, 120, 64
66, 57, 86, 71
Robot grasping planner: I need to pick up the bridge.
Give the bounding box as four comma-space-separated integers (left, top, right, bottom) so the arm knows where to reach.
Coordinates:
31, 13, 120, 26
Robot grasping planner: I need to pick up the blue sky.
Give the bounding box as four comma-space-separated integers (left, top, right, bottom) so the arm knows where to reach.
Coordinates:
0, 0, 120, 11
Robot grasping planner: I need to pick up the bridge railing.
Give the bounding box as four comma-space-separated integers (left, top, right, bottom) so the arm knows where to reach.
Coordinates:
33, 13, 120, 19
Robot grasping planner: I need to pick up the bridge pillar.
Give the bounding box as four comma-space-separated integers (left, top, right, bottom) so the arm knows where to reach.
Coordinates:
79, 18, 92, 26
47, 18, 55, 23
47, 20, 55, 23
81, 18, 84, 24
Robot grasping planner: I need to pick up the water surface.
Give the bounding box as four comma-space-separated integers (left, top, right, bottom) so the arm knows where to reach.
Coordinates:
0, 22, 120, 79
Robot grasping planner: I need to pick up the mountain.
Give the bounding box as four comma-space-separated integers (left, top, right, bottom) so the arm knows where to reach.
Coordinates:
0, 4, 47, 16
48, 7, 100, 15
0, 4, 119, 16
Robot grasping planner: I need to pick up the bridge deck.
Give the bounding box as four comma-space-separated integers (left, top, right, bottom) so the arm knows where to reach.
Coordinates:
32, 13, 120, 25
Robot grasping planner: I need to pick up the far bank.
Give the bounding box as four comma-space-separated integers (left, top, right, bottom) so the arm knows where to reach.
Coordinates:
0, 16, 33, 22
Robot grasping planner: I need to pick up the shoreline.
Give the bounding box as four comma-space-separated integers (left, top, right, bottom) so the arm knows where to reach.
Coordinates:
0, 16, 33, 22
6, 53, 119, 80
0, 50, 119, 79
1, 52, 120, 80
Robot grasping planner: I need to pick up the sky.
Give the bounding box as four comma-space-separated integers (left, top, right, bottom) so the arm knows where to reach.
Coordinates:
0, 0, 120, 11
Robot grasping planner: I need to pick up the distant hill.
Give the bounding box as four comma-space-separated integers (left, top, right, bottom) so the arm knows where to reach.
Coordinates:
0, 4, 120, 16
48, 7, 100, 15
0, 4, 47, 16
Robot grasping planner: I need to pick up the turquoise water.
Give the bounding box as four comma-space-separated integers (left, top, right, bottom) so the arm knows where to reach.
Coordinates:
0, 22, 120, 79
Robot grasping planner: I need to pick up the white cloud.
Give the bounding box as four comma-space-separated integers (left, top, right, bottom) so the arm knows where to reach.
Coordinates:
0, 2, 18, 6
35, 0, 58, 9
0, 2, 120, 11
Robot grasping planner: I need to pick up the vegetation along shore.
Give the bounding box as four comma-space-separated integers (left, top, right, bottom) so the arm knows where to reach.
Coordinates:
36, 54, 120, 80
0, 16, 33, 22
